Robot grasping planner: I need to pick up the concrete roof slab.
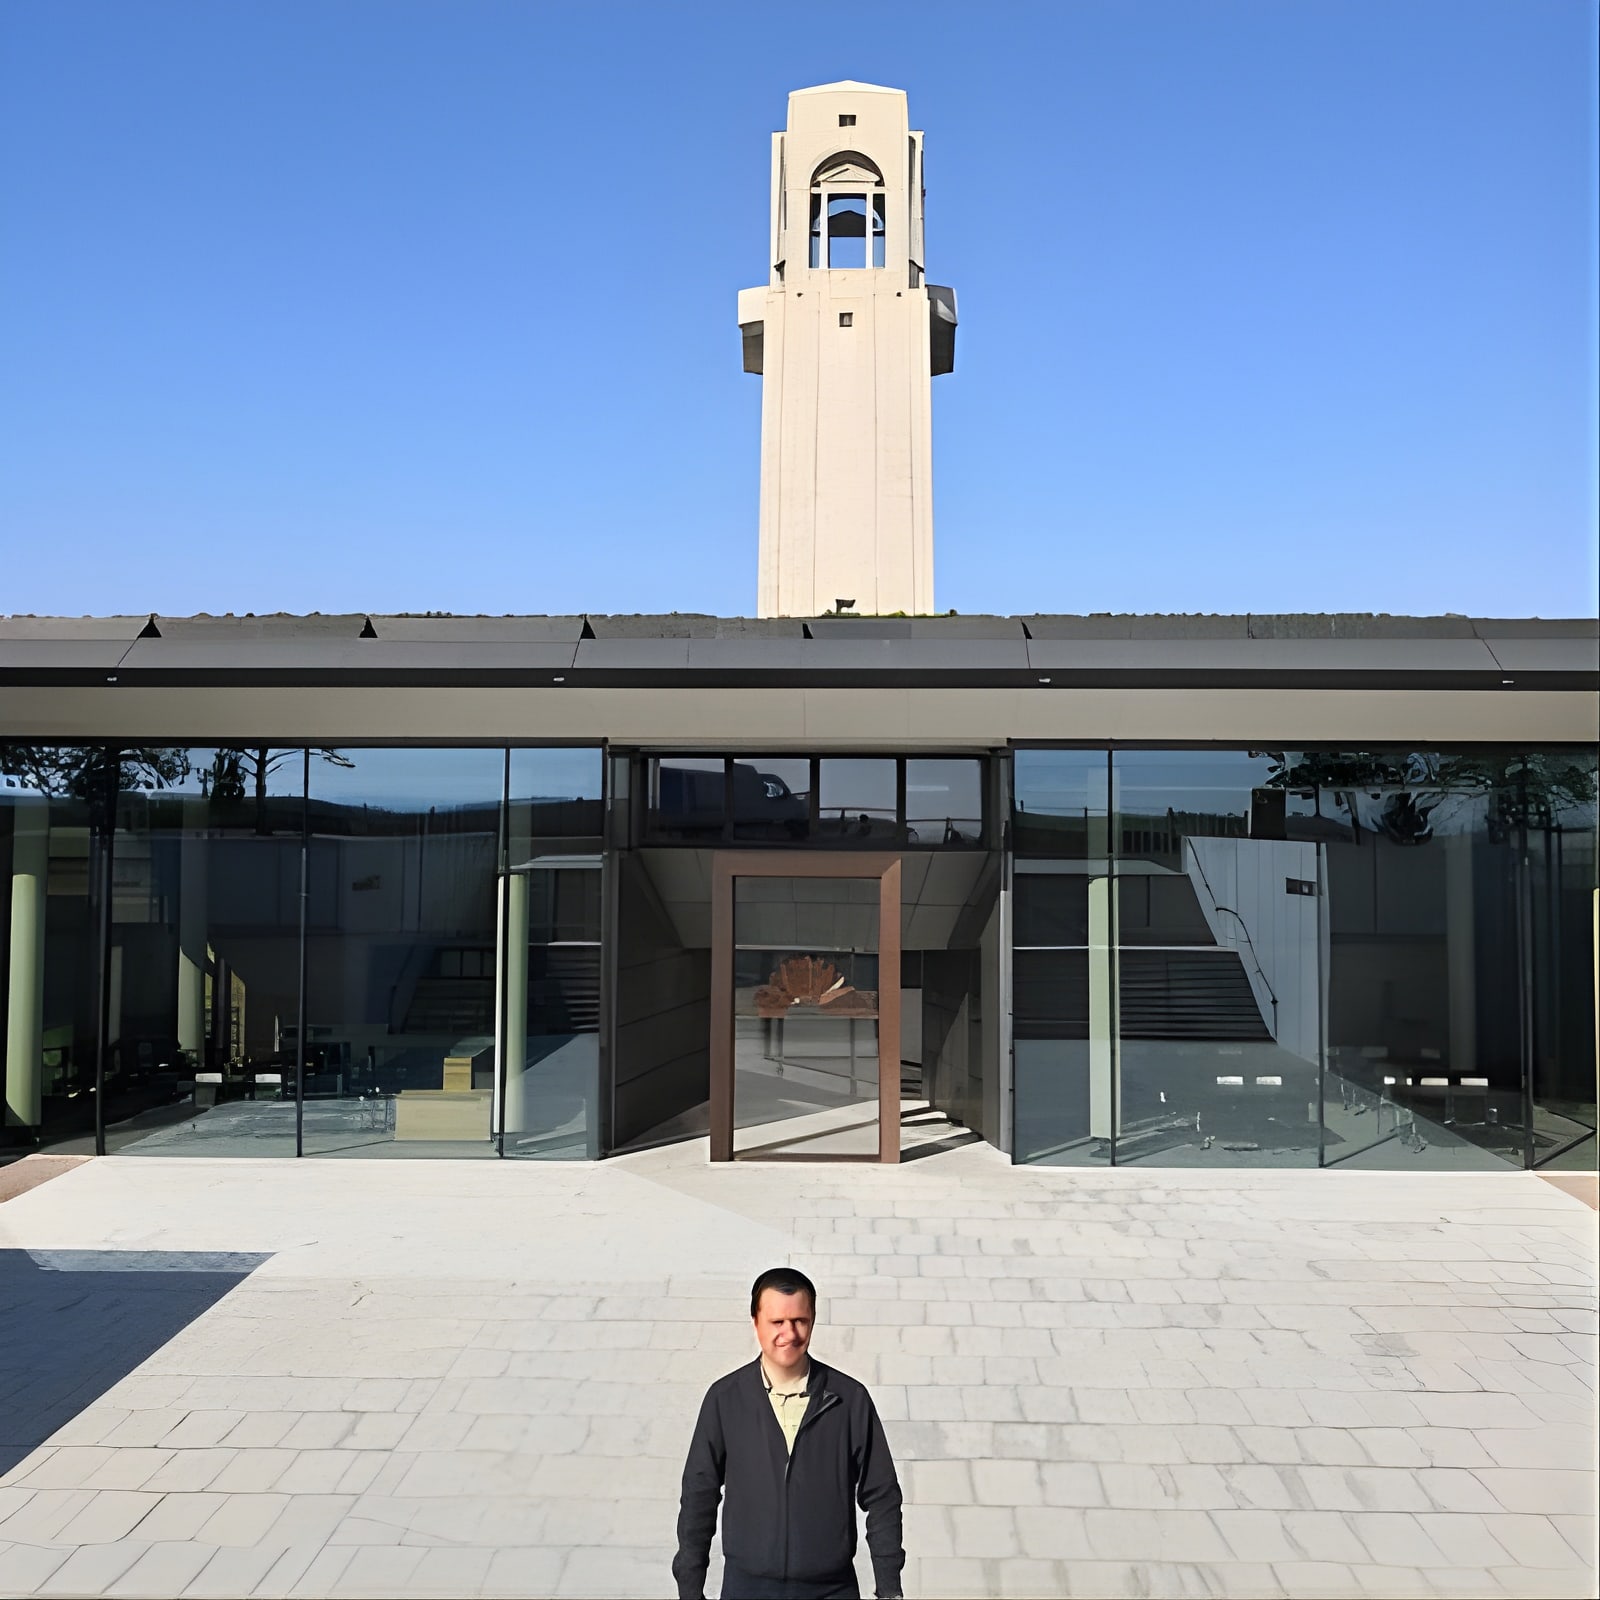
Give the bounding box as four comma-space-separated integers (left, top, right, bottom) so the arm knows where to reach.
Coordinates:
0, 616, 148, 642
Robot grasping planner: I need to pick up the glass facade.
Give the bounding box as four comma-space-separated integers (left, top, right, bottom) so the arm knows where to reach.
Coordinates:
303, 748, 505, 1156
2, 751, 103, 1144
502, 746, 605, 1159
106, 748, 307, 1157
643, 755, 988, 851
1, 744, 603, 1159
3, 739, 1592, 1171
1012, 747, 1598, 1170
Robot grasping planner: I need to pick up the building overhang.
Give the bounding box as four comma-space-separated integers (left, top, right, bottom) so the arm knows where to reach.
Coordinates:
1, 613, 1594, 748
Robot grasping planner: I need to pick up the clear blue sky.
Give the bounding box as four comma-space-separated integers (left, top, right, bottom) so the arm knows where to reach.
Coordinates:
2, 0, 1594, 619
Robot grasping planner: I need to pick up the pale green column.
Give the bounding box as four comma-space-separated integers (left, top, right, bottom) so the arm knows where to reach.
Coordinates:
5, 797, 49, 1129
1088, 873, 1116, 1141
176, 799, 208, 1064
502, 873, 530, 1135
491, 872, 506, 1136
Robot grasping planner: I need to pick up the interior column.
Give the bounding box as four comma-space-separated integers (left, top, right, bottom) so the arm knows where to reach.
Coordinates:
1088, 873, 1117, 1142
5, 797, 49, 1130
502, 871, 529, 1138
177, 798, 208, 1066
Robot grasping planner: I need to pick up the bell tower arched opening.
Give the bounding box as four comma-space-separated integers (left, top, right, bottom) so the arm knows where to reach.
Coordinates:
807, 151, 887, 270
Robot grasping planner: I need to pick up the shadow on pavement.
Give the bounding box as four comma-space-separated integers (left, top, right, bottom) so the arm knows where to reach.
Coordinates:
0, 1248, 269, 1477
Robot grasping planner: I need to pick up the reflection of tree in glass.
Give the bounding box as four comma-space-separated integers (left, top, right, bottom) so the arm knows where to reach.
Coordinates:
0, 745, 358, 835
0, 744, 188, 800
1262, 749, 1598, 843
1433, 751, 1597, 832
203, 748, 352, 833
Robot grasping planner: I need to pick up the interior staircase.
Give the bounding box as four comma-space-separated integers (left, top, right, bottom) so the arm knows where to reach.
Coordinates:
1118, 948, 1272, 1041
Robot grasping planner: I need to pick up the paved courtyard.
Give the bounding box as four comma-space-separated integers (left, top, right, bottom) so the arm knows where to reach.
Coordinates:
0, 1144, 1594, 1599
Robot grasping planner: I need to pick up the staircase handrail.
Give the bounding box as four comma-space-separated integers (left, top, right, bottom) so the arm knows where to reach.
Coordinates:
1183, 846, 1279, 1029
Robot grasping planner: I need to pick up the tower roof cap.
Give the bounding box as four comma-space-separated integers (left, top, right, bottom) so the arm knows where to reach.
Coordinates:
791, 80, 904, 96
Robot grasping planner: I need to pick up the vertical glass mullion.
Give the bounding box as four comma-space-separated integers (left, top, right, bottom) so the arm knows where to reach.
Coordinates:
1105, 748, 1119, 1166
1517, 796, 1536, 1170
294, 749, 309, 1158
996, 751, 1014, 1158
599, 846, 617, 1160
1316, 835, 1329, 1168
92, 747, 117, 1158
495, 749, 510, 1157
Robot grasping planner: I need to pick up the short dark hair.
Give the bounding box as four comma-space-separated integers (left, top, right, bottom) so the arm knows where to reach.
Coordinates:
750, 1267, 817, 1318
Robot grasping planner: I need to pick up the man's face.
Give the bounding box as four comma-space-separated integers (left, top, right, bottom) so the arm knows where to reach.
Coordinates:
753, 1288, 814, 1374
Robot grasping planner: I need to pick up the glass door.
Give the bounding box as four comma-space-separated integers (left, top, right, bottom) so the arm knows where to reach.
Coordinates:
711, 855, 900, 1162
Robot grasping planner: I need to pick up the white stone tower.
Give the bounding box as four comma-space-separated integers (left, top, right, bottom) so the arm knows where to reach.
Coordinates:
738, 82, 956, 618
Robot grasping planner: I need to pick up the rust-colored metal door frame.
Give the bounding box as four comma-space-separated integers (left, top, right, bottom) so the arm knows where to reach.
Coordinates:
710, 852, 901, 1164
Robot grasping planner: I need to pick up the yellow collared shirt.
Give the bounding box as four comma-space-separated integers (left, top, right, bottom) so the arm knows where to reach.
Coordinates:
761, 1358, 811, 1453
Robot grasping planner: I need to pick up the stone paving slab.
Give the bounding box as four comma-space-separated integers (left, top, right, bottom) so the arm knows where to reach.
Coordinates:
0, 1148, 1594, 1598
0, 1155, 92, 1204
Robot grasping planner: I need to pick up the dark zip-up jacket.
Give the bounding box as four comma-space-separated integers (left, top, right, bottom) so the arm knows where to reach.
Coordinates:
674, 1357, 904, 1600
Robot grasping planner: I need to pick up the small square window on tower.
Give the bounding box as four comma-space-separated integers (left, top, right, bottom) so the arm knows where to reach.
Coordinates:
838, 312, 853, 327
838, 114, 856, 126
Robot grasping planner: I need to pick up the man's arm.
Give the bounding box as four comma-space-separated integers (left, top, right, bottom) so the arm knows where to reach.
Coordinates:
856, 1399, 905, 1600
673, 1387, 726, 1600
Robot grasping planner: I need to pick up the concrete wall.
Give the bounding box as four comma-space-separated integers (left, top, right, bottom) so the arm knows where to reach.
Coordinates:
611, 854, 710, 1149
1185, 837, 1323, 1064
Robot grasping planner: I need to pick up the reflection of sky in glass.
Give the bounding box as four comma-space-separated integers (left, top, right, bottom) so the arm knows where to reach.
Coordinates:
102, 746, 606, 810
819, 759, 895, 815
1114, 751, 1277, 800
510, 747, 602, 803
310, 747, 504, 810
159, 745, 609, 811
1014, 751, 1106, 817
906, 759, 981, 820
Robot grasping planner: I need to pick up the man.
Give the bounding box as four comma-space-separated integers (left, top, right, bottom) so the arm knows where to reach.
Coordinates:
674, 1267, 905, 1600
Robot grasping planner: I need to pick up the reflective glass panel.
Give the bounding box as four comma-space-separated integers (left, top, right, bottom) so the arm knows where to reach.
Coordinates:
508, 747, 602, 838
1527, 751, 1598, 1168
1013, 750, 1105, 857
104, 748, 305, 1157
648, 758, 726, 842
906, 759, 983, 847
1305, 752, 1527, 1169
1011, 750, 1112, 1166
816, 760, 897, 846
1112, 751, 1321, 1168
303, 748, 503, 1157
1, 748, 102, 1153
731, 757, 811, 843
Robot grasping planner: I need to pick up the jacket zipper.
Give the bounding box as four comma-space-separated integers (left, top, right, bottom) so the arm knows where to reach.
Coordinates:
782, 1390, 840, 1580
